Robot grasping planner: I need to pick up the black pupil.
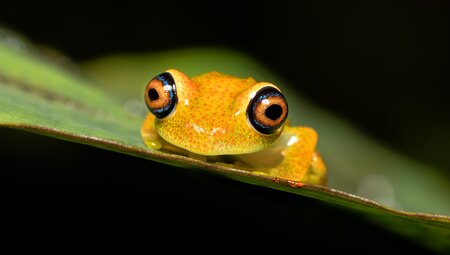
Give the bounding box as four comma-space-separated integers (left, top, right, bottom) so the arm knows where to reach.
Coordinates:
148, 89, 159, 101
265, 104, 283, 120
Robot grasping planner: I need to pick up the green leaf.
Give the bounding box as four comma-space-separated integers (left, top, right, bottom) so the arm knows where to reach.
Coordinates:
0, 32, 449, 252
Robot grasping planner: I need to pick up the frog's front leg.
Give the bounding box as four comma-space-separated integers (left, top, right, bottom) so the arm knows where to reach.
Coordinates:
303, 151, 327, 185
141, 114, 183, 152
270, 126, 327, 185
141, 114, 208, 160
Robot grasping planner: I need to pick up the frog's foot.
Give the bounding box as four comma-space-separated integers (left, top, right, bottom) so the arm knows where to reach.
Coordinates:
300, 152, 327, 186
224, 126, 327, 185
268, 127, 318, 182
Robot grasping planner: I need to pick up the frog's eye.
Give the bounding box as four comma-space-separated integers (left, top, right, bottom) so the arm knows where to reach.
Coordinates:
145, 72, 178, 119
247, 86, 288, 134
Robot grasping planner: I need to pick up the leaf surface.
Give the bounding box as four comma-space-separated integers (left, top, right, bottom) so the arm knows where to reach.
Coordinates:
0, 36, 449, 252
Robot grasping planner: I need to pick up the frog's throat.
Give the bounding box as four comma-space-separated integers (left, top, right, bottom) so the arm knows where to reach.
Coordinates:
157, 131, 282, 156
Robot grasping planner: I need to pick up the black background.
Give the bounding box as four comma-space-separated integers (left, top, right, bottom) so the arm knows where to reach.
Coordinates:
0, 1, 448, 253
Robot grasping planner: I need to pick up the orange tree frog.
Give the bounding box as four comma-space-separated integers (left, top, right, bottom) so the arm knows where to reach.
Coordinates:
141, 69, 327, 185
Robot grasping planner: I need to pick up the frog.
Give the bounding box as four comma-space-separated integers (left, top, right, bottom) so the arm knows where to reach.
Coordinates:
141, 69, 327, 185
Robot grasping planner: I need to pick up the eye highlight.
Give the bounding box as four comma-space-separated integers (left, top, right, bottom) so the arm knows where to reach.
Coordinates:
145, 72, 178, 119
247, 86, 288, 134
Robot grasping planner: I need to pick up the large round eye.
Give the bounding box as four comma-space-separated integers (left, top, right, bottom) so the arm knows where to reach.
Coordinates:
247, 86, 288, 134
145, 72, 178, 119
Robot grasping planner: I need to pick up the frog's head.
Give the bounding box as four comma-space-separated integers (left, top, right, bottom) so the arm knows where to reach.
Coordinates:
144, 69, 288, 155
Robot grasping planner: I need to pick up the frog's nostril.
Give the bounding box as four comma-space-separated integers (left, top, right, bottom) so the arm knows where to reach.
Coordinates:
265, 104, 282, 120
149, 89, 159, 101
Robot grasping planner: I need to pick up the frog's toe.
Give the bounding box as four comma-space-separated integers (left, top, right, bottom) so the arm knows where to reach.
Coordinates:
251, 171, 269, 176
144, 139, 162, 150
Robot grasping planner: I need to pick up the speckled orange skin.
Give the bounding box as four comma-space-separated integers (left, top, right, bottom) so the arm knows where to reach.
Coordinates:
141, 69, 327, 185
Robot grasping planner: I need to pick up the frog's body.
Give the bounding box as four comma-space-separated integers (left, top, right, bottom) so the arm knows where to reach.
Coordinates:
141, 69, 327, 185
